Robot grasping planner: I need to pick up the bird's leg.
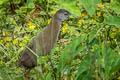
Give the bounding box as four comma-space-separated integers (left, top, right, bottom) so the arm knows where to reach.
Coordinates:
25, 69, 31, 80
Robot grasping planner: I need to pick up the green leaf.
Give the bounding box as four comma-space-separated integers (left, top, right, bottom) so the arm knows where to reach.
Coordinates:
38, 0, 43, 3
26, 0, 35, 9
57, 36, 87, 73
105, 48, 120, 77
104, 15, 120, 28
107, 0, 120, 15
0, 0, 9, 5
45, 73, 52, 80
76, 54, 95, 80
56, 0, 81, 16
88, 25, 100, 44
0, 66, 13, 80
95, 44, 120, 79
80, 0, 101, 16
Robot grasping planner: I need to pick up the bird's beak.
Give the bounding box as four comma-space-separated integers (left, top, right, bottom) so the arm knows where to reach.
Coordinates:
69, 13, 78, 19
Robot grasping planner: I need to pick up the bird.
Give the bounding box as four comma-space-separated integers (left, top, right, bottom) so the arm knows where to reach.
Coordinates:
18, 9, 77, 80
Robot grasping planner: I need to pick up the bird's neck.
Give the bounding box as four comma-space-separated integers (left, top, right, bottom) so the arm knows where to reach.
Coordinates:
48, 15, 62, 45
50, 15, 62, 34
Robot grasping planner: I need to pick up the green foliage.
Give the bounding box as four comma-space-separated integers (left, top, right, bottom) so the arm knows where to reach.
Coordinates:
104, 15, 120, 28
0, 0, 9, 5
0, 0, 120, 80
76, 42, 120, 80
76, 53, 95, 80
57, 36, 86, 73
55, 0, 81, 16
107, 0, 120, 15
80, 0, 101, 16
26, 0, 35, 9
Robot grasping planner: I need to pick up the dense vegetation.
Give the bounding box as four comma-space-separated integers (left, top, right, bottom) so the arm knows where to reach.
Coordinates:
0, 0, 120, 80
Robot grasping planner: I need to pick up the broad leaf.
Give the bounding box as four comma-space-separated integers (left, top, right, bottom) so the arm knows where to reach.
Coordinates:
104, 15, 120, 28
26, 0, 35, 9
56, 0, 81, 16
57, 36, 87, 73
80, 0, 101, 16
76, 54, 95, 80
106, 0, 120, 15
0, 0, 9, 5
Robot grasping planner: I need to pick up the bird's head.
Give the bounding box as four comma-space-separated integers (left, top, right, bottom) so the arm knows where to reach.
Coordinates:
55, 9, 77, 22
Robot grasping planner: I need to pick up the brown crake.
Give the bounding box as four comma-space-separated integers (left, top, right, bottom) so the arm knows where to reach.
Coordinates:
18, 9, 74, 80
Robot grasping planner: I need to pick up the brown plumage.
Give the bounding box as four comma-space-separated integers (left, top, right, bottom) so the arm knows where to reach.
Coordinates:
18, 9, 74, 80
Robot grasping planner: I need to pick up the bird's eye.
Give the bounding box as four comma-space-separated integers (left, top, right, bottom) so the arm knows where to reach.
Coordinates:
64, 12, 68, 15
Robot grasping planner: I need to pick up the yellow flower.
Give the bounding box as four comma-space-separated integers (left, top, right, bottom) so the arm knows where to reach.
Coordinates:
29, 25, 36, 30
81, 12, 87, 17
19, 42, 23, 47
5, 43, 9, 47
69, 15, 73, 19
97, 11, 102, 16
117, 76, 120, 80
118, 29, 120, 32
64, 23, 68, 27
62, 23, 68, 33
13, 39, 18, 44
48, 19, 51, 24
111, 27, 116, 32
110, 33, 116, 38
62, 21, 66, 25
6, 37, 12, 41
52, 10, 57, 14
62, 27, 67, 33
0, 40, 3, 43
98, 2, 103, 8
78, 20, 82, 24
28, 22, 32, 26
2, 32, 6, 36
23, 8, 27, 13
